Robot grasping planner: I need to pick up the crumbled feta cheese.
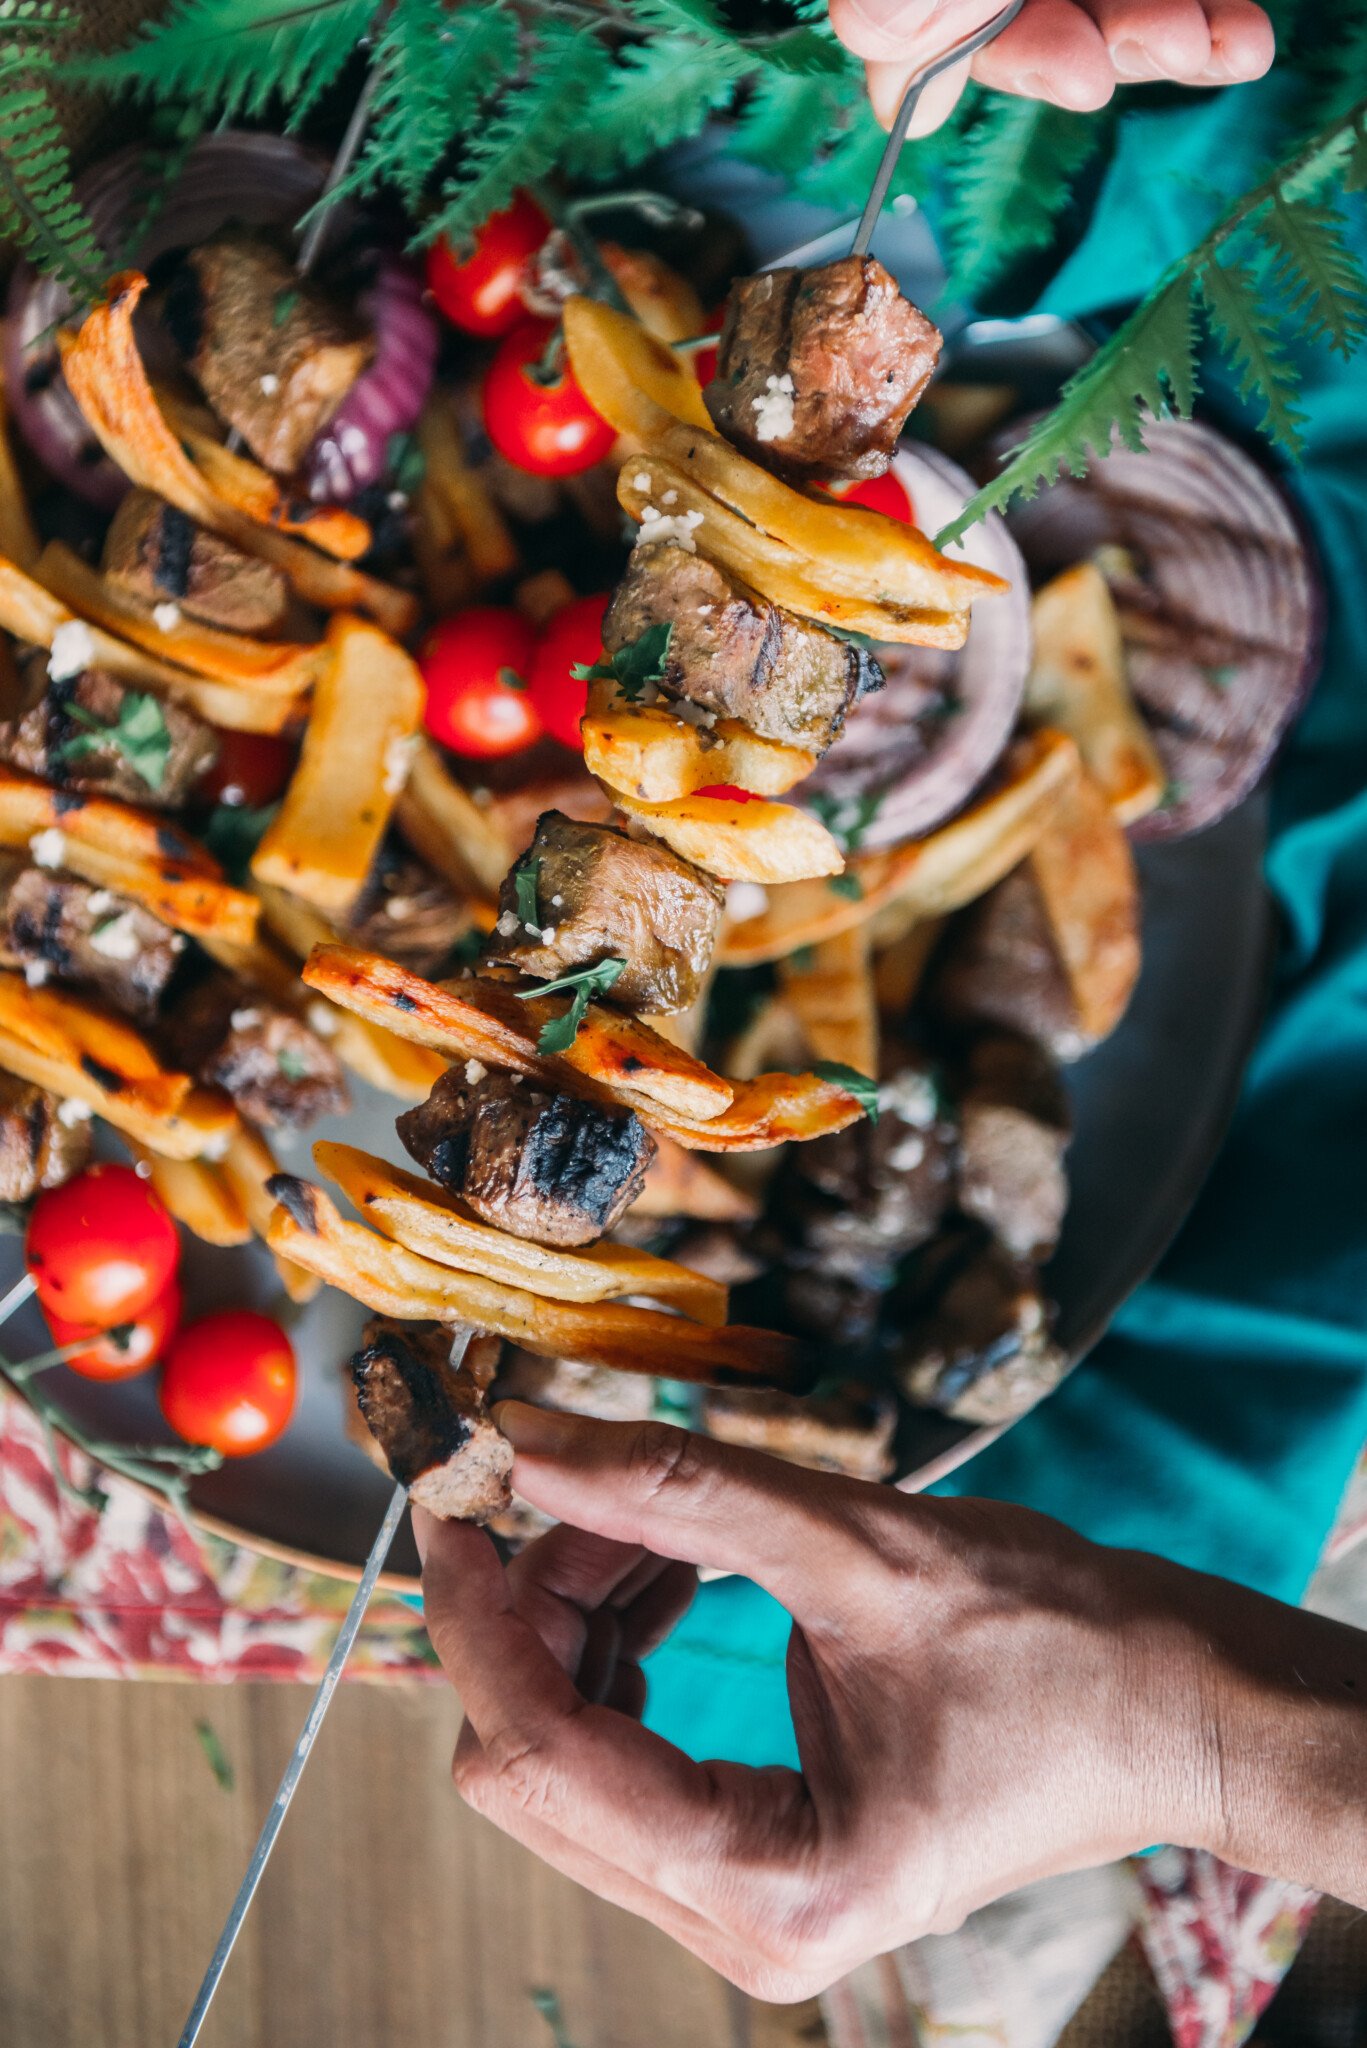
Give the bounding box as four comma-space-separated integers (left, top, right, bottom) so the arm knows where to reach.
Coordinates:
464, 1058, 487, 1086
200, 1128, 231, 1163
632, 471, 652, 491
47, 620, 96, 682
86, 891, 117, 915
152, 602, 182, 633
696, 604, 713, 616
169, 934, 186, 953
671, 698, 717, 730
495, 909, 521, 938
306, 1000, 338, 1038
89, 911, 143, 961
219, 783, 246, 809
887, 1133, 926, 1173
539, 925, 557, 944
636, 506, 705, 553
661, 489, 678, 506
752, 372, 796, 443
382, 733, 417, 796
879, 1070, 938, 1128
230, 1007, 263, 1031
385, 896, 416, 921
471, 786, 491, 807
23, 960, 48, 987
550, 893, 563, 907
259, 373, 280, 396
387, 490, 408, 512
56, 1097, 92, 1128
29, 828, 66, 870
133, 1156, 153, 1179
725, 880, 769, 923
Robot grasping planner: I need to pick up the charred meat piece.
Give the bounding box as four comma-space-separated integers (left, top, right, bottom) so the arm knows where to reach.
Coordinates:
702, 1383, 896, 1482
896, 1232, 1066, 1425
343, 838, 473, 979
482, 810, 723, 1014
957, 1033, 1070, 1263
1, 868, 183, 1021
930, 865, 1088, 1061
703, 256, 941, 483
397, 1068, 655, 1248
603, 541, 882, 754
102, 489, 289, 637
171, 973, 349, 1129
350, 1317, 513, 1523
0, 1073, 92, 1202
1, 657, 218, 810
185, 231, 373, 474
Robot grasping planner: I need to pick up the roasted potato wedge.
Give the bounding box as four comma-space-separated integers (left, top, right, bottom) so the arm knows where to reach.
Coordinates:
156, 390, 371, 561
778, 923, 878, 1077
416, 389, 519, 587
394, 737, 509, 904
315, 1141, 727, 1324
609, 788, 843, 884
218, 1121, 321, 1302
562, 293, 713, 437
125, 1142, 251, 1247
58, 275, 416, 637
633, 1135, 759, 1221
251, 615, 425, 916
0, 376, 38, 573
602, 246, 707, 346
267, 1179, 804, 1389
1027, 564, 1165, 826
1027, 765, 1141, 1041
583, 706, 816, 802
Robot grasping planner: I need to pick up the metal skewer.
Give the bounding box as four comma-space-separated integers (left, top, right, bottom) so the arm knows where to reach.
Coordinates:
175, 1321, 474, 2046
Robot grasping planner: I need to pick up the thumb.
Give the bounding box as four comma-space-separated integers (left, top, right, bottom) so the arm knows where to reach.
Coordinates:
865, 52, 972, 134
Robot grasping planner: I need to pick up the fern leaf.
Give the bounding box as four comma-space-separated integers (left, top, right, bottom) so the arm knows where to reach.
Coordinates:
941, 94, 1112, 302
622, 0, 846, 76
731, 70, 858, 180
421, 21, 610, 251
69, 0, 379, 125
794, 98, 932, 214
1251, 192, 1367, 357
1199, 255, 1308, 456
560, 34, 747, 180
0, 19, 106, 300
937, 276, 1200, 546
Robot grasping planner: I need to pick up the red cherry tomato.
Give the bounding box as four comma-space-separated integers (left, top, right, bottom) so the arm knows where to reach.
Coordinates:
159, 1309, 296, 1458
26, 1163, 180, 1328
526, 592, 610, 750
695, 784, 760, 802
424, 191, 551, 338
483, 319, 616, 478
46, 1276, 182, 1383
199, 728, 297, 809
825, 471, 915, 523
690, 302, 728, 389
419, 606, 543, 759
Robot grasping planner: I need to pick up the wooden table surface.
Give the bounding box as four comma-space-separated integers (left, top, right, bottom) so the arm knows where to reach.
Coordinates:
0, 1671, 827, 2048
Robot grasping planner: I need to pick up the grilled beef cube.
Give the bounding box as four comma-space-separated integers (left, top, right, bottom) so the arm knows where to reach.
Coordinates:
703, 256, 941, 483
0, 1073, 92, 1202
956, 1033, 1070, 1263
103, 489, 288, 636
482, 810, 723, 1014
1, 869, 182, 1020
350, 1317, 512, 1523
603, 541, 881, 754
172, 973, 348, 1129
185, 231, 373, 474
341, 839, 473, 979
931, 866, 1088, 1061
896, 1235, 1066, 1426
702, 1383, 896, 1482
1, 655, 218, 810
397, 1068, 655, 1248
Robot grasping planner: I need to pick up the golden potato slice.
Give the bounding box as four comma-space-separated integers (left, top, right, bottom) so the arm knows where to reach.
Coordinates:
1027, 765, 1141, 1041
633, 1135, 759, 1221
1027, 563, 1165, 825
125, 1142, 251, 1247
562, 292, 712, 437
394, 736, 510, 903
583, 706, 815, 802
778, 923, 878, 1078
156, 390, 370, 561
266, 1180, 804, 1389
609, 788, 843, 884
0, 376, 38, 572
315, 1140, 727, 1324
214, 1121, 321, 1303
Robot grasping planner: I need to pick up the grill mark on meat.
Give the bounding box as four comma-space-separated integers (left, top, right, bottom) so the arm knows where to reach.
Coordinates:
0, 1075, 92, 1201
154, 506, 195, 598
22, 1092, 45, 1169
266, 1173, 320, 1233
80, 1053, 125, 1093
49, 791, 82, 817
350, 1317, 513, 1523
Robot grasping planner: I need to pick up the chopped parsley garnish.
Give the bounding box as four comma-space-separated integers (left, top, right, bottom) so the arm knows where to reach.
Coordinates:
272, 286, 301, 328
386, 430, 426, 495
515, 956, 627, 1054
825, 622, 881, 652
828, 872, 864, 900
807, 789, 883, 856
513, 858, 541, 930
202, 801, 278, 884
498, 664, 527, 692
571, 622, 672, 705
277, 1046, 311, 1081
57, 690, 171, 790
811, 1061, 880, 1124
1158, 779, 1190, 812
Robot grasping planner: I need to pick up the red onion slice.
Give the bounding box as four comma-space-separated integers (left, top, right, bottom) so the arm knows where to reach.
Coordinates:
801, 445, 1031, 850
304, 254, 438, 501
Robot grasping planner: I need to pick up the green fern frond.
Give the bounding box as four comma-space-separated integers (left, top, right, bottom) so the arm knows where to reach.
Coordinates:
0, 10, 106, 300
731, 70, 857, 180
420, 21, 611, 252
937, 277, 1199, 545
1251, 192, 1367, 356
1199, 255, 1308, 456
622, 0, 846, 76
792, 96, 938, 215
561, 34, 748, 180
69, 0, 379, 125
941, 94, 1113, 302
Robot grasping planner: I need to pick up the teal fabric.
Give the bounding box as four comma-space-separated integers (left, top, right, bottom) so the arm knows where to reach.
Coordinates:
642, 76, 1367, 1770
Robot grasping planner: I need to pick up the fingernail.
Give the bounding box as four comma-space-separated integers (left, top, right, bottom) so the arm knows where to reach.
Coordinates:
843, 0, 923, 34
1197, 55, 1237, 82
491, 1399, 568, 1452
1110, 38, 1161, 80
411, 1503, 435, 1565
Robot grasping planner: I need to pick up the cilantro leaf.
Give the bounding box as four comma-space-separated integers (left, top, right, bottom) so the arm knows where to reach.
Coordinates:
571, 622, 673, 705
827, 872, 863, 900
58, 690, 172, 791
811, 1060, 880, 1124
272, 286, 301, 328
514, 956, 628, 1054
807, 790, 883, 856
277, 1046, 311, 1081
202, 801, 278, 885
513, 859, 541, 931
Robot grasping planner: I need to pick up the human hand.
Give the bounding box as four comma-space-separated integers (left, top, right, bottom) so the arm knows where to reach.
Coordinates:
826, 0, 1276, 138
416, 1405, 1230, 1998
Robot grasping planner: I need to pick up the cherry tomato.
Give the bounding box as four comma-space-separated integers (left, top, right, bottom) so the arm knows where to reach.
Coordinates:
825, 471, 915, 523
159, 1309, 296, 1457
690, 302, 727, 389
199, 728, 297, 809
27, 1163, 180, 1327
526, 592, 610, 750
46, 1276, 182, 1383
419, 606, 543, 759
483, 319, 616, 478
424, 191, 551, 338
695, 785, 760, 802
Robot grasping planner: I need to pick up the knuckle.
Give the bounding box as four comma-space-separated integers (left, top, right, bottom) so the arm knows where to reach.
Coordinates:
476, 1725, 565, 1825
629, 1419, 710, 1507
